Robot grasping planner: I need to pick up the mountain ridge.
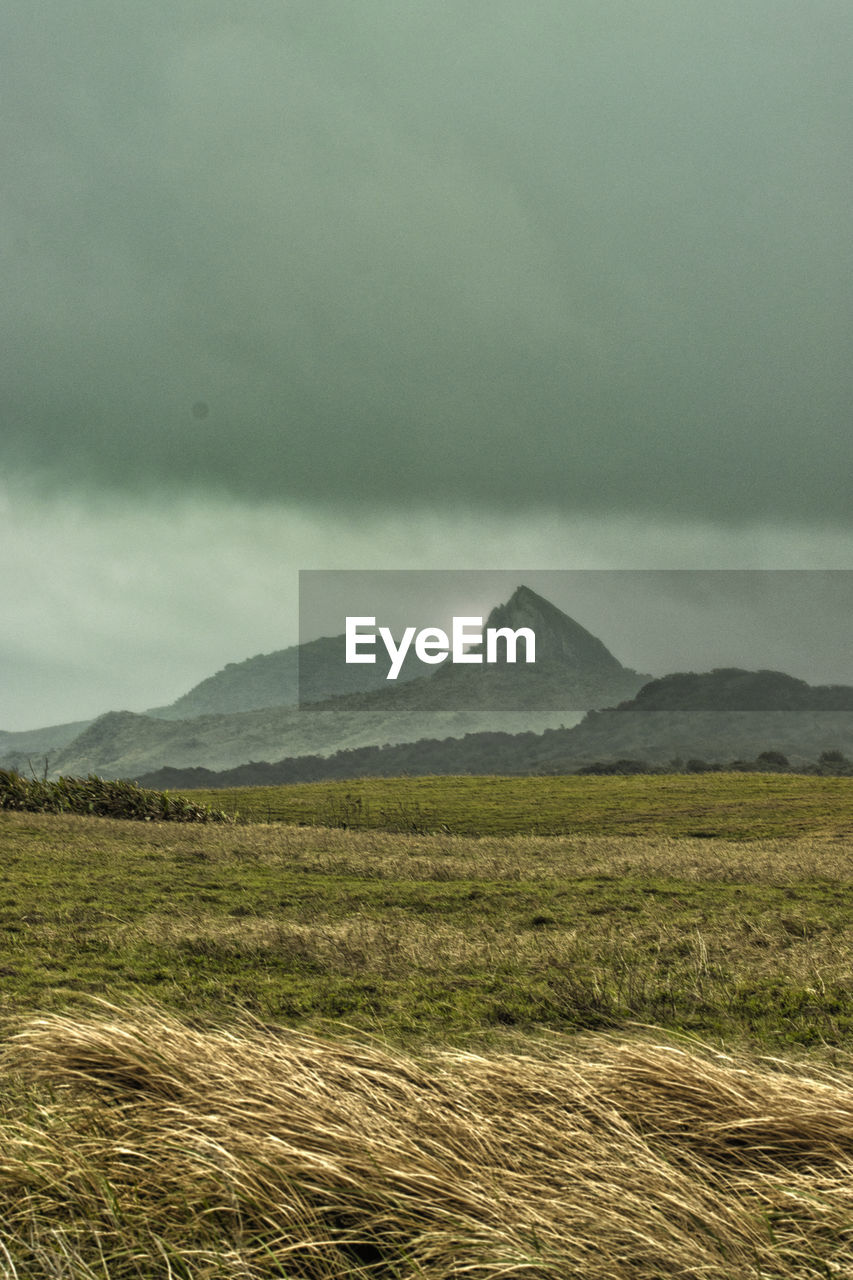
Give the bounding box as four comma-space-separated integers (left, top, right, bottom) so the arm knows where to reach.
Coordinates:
14, 585, 647, 777
12, 590, 849, 784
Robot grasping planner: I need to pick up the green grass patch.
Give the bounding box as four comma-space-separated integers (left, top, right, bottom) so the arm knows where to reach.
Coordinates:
2, 805, 853, 1050
185, 770, 853, 839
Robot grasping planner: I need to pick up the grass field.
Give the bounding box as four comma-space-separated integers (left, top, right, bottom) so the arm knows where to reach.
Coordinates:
1, 772, 853, 1276
185, 771, 853, 839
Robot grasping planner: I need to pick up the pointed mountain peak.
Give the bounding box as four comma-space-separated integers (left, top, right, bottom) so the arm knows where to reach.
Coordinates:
484, 585, 627, 672
499, 584, 560, 616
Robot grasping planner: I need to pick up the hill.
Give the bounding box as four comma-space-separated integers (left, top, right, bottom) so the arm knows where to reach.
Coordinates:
31, 586, 649, 778
138, 668, 853, 788
47, 705, 585, 781
628, 668, 853, 710
0, 719, 95, 772
311, 585, 647, 713
146, 632, 425, 720
21, 596, 853, 785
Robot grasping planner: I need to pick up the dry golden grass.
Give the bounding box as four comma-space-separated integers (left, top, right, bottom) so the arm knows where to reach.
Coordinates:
157, 820, 853, 886
1, 1003, 853, 1277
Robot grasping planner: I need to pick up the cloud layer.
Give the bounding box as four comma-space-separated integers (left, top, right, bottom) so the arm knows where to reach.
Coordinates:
3, 1, 852, 522
4, 3, 853, 729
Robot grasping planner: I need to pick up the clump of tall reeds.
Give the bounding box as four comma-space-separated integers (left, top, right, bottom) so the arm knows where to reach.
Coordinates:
1, 1003, 853, 1277
0, 769, 231, 822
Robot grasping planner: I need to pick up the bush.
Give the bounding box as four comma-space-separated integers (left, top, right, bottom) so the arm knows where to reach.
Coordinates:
576, 758, 658, 775
0, 770, 231, 822
756, 750, 790, 769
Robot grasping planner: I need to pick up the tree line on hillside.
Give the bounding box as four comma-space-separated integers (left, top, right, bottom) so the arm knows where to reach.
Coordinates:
627, 669, 853, 710
575, 749, 853, 776
138, 741, 853, 791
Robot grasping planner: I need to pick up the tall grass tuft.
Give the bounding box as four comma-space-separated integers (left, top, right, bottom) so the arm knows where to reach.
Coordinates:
0, 770, 231, 822
1, 1003, 853, 1276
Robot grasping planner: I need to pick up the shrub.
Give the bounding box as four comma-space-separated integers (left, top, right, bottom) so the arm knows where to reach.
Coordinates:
0, 770, 231, 822
757, 750, 790, 769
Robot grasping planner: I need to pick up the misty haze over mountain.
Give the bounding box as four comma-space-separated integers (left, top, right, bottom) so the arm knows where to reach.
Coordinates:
2, 585, 851, 782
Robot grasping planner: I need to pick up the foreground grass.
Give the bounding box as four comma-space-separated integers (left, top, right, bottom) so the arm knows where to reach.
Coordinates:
185, 772, 853, 838
3, 775, 853, 1276
2, 1002, 853, 1277
2, 809, 853, 1047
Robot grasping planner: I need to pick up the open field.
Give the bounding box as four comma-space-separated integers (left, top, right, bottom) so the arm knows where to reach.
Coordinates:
2, 795, 853, 1046
1, 773, 853, 1275
186, 771, 853, 839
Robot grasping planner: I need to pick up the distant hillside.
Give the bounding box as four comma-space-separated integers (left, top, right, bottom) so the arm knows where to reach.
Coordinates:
48, 705, 580, 781
137, 668, 853, 787
147, 633, 424, 720
30, 597, 850, 787
0, 719, 94, 772
36, 586, 648, 777
139, 709, 853, 789
146, 585, 647, 721
300, 586, 649, 714
627, 669, 853, 711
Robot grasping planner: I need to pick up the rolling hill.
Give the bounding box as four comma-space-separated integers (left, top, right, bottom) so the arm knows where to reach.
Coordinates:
138, 668, 853, 787
14, 587, 649, 778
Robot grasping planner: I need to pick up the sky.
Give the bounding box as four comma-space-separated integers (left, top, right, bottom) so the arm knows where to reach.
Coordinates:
2, 1, 853, 729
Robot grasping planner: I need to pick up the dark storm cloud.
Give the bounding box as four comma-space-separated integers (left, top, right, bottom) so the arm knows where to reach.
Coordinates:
2, 0, 852, 523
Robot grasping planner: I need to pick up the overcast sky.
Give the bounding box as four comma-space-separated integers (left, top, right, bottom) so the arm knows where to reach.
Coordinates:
3, 2, 852, 729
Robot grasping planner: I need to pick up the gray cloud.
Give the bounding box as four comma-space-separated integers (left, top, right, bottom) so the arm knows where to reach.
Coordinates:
3, 1, 852, 523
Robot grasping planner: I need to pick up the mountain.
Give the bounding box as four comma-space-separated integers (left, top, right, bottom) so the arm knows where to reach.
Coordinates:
40, 592, 851, 786
145, 584, 645, 721
482, 585, 625, 671
0, 719, 95, 772
138, 669, 853, 789
32, 586, 649, 778
626, 668, 853, 711
146, 633, 424, 720
303, 586, 648, 714
0, 635, 425, 773
47, 705, 577, 780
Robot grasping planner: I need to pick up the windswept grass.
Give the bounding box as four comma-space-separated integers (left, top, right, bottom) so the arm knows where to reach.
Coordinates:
1, 1002, 853, 1277
2, 773, 853, 1274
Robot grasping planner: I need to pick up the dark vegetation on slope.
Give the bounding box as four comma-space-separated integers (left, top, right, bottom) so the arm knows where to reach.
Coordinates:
134, 671, 853, 790
138, 737, 853, 791
0, 769, 231, 822
629, 667, 853, 710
